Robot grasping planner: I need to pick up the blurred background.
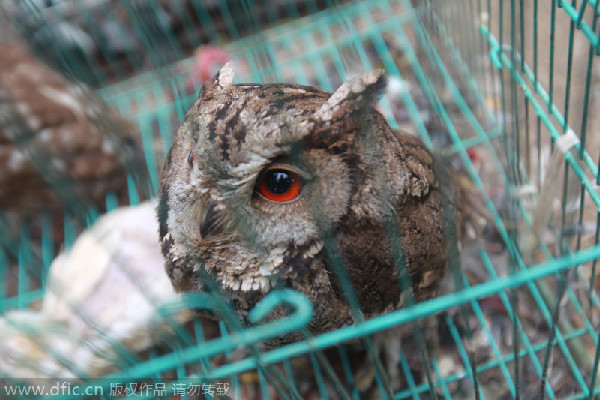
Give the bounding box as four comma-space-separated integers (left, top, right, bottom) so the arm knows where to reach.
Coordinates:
0, 0, 599, 399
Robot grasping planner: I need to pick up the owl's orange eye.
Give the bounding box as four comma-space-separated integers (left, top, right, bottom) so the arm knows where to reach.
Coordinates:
257, 168, 303, 202
188, 151, 195, 168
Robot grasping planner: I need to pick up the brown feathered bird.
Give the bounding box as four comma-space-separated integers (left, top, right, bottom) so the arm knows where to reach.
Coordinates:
0, 41, 148, 217
158, 62, 457, 346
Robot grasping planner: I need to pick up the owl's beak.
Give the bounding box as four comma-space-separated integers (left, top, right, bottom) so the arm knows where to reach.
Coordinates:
199, 201, 219, 238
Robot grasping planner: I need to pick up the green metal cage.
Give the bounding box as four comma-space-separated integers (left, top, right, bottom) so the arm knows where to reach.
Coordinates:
1, 0, 600, 399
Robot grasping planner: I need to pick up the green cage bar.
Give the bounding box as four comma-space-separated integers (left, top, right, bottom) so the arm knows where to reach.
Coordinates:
0, 0, 599, 398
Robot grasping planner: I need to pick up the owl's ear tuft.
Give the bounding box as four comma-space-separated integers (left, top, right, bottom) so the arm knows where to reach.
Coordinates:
206, 61, 234, 91
316, 69, 387, 120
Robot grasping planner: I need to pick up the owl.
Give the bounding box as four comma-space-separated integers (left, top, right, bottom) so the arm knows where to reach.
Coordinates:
0, 41, 148, 215
158, 62, 456, 345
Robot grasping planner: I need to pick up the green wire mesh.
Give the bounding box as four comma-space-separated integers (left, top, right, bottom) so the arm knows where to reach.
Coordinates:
1, 0, 600, 399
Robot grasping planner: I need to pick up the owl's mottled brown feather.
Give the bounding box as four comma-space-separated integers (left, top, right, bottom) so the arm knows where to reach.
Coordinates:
158, 62, 456, 345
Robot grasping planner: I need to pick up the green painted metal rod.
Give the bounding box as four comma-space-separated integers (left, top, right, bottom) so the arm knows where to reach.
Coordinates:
206, 244, 600, 379
482, 25, 600, 211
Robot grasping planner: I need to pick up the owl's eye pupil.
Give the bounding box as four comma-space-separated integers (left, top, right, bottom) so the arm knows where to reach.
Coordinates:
266, 171, 292, 194
257, 168, 303, 202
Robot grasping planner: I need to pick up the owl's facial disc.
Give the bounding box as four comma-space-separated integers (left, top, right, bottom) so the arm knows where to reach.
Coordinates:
199, 201, 220, 238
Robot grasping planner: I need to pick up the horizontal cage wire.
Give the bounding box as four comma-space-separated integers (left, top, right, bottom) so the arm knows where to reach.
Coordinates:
0, 0, 599, 399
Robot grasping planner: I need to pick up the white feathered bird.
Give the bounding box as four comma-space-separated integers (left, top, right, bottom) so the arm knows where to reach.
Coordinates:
0, 200, 192, 381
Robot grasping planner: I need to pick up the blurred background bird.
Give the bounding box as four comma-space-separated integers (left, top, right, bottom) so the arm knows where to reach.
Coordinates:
0, 201, 193, 382
0, 41, 148, 217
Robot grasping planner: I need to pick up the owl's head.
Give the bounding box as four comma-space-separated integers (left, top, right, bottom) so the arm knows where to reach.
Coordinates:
158, 63, 444, 320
